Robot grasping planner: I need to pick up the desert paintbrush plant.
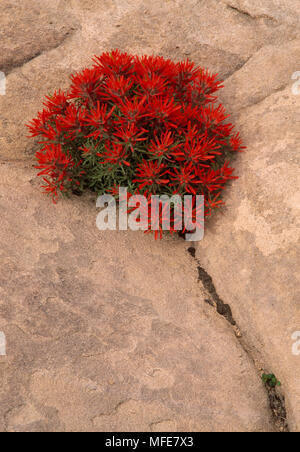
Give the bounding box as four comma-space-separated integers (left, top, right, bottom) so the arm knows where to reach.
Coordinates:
27, 50, 245, 238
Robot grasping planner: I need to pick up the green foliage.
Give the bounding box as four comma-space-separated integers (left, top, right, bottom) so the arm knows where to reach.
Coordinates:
262, 373, 281, 388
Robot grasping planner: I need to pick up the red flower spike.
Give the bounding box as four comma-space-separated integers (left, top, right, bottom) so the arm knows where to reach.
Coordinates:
69, 67, 104, 104
93, 50, 134, 77
26, 109, 53, 138
99, 142, 130, 168
173, 134, 221, 165
148, 131, 175, 159
33, 118, 63, 145
180, 195, 205, 234
230, 132, 246, 152
197, 162, 237, 193
169, 164, 200, 195
35, 144, 77, 201
79, 146, 92, 154
84, 102, 116, 140
35, 144, 74, 177
113, 123, 148, 151
147, 96, 182, 128
176, 60, 200, 87
59, 104, 87, 141
136, 74, 169, 98
129, 194, 176, 240
101, 75, 134, 101
133, 161, 169, 191
119, 96, 148, 124
107, 184, 121, 197
43, 90, 70, 113
134, 55, 177, 81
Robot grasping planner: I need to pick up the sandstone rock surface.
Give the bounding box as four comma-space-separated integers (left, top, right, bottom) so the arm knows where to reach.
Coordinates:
197, 83, 300, 430
0, 165, 274, 432
196, 17, 300, 430
0, 0, 78, 74
0, 0, 299, 432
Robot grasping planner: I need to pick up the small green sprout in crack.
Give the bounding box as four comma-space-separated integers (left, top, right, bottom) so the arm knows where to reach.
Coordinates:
261, 373, 288, 431
262, 373, 282, 389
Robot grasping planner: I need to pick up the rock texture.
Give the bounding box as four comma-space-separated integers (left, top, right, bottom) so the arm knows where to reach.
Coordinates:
196, 6, 300, 431
197, 86, 300, 430
0, 165, 274, 432
0, 0, 298, 432
0, 0, 78, 74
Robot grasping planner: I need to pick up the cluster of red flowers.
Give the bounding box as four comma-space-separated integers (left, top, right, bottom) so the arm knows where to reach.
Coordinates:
27, 50, 245, 237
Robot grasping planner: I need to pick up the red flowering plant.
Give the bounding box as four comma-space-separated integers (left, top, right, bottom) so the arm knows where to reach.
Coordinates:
27, 50, 245, 238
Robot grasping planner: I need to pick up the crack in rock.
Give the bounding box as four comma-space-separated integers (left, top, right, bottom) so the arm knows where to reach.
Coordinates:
1, 27, 78, 75
265, 386, 289, 432
188, 247, 236, 325
226, 4, 277, 22
187, 246, 289, 432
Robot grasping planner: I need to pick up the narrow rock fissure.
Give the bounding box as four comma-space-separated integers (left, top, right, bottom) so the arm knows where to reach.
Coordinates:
265, 386, 289, 432
226, 4, 277, 23
187, 246, 289, 432
188, 246, 236, 325
1, 27, 77, 75
1, 50, 44, 75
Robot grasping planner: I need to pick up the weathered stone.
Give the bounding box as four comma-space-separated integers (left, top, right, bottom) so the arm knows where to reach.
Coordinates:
0, 0, 78, 74
220, 39, 300, 112
0, 0, 299, 433
197, 86, 300, 431
0, 164, 274, 432
221, 0, 300, 27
